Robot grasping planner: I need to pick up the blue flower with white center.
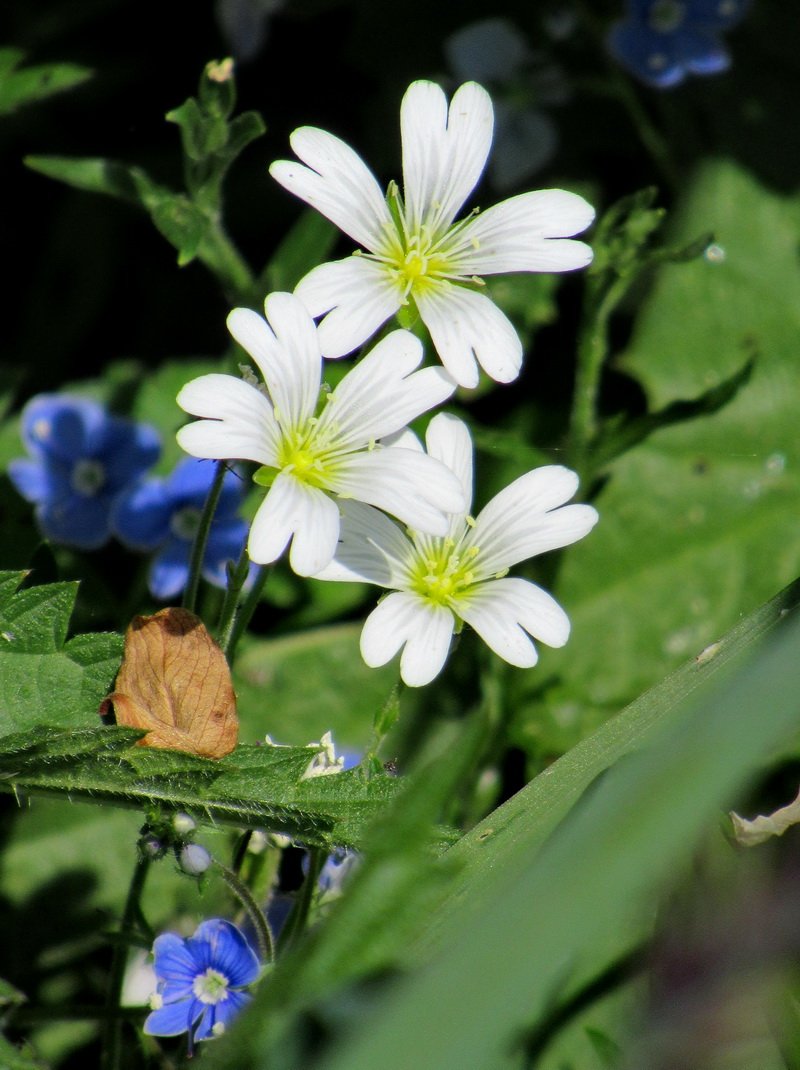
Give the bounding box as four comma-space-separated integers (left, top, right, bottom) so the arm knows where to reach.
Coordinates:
8, 394, 161, 551
607, 0, 750, 88
111, 457, 250, 600
144, 918, 260, 1049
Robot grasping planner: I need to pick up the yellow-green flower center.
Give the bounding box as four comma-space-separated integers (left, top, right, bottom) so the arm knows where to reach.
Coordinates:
254, 416, 339, 491
193, 968, 230, 1006
410, 539, 480, 607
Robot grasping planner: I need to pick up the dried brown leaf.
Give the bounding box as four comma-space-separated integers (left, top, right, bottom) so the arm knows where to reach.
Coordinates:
105, 607, 238, 758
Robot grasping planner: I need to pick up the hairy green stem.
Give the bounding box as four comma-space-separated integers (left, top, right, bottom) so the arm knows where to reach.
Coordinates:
182, 460, 227, 614
216, 860, 274, 965
101, 853, 151, 1070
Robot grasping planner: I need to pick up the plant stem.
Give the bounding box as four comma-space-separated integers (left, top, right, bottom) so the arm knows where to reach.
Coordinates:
198, 217, 259, 307
222, 564, 269, 664
216, 861, 274, 964
216, 546, 251, 654
182, 460, 226, 614
277, 848, 324, 956
101, 852, 151, 1070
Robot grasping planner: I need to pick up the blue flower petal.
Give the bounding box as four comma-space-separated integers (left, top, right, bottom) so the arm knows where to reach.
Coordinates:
99, 419, 161, 491
193, 990, 251, 1042
675, 28, 730, 73
688, 0, 750, 30
20, 396, 104, 463
607, 22, 687, 86
37, 494, 112, 550
144, 998, 202, 1038
7, 459, 66, 505
188, 920, 260, 987
151, 933, 202, 987
148, 540, 191, 601
166, 458, 247, 516
112, 479, 173, 550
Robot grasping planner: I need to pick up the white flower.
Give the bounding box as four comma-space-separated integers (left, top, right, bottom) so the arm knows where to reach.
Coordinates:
269, 80, 594, 389
315, 414, 598, 686
176, 292, 464, 577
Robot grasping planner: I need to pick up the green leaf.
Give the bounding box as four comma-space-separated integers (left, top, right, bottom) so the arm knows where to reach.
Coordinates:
0, 727, 402, 850
0, 1034, 44, 1070
0, 48, 91, 116
0, 572, 122, 739
234, 624, 399, 751
540, 160, 800, 729
24, 155, 140, 203
167, 97, 229, 161
306, 592, 800, 1070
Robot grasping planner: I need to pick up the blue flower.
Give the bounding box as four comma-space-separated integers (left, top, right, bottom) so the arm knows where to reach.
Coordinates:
144, 918, 260, 1048
112, 457, 250, 600
607, 0, 750, 88
8, 394, 161, 551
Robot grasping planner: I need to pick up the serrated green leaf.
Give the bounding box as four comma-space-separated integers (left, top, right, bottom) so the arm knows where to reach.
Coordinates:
0, 573, 123, 740
0, 727, 402, 850
0, 50, 91, 116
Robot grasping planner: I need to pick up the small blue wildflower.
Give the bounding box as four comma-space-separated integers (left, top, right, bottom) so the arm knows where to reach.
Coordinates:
144, 918, 260, 1049
607, 0, 750, 88
112, 457, 250, 600
8, 394, 161, 551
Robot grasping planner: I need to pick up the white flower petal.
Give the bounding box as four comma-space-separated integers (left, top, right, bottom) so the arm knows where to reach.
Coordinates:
269, 127, 392, 252
415, 282, 522, 387
469, 467, 598, 576
333, 449, 465, 535
464, 576, 570, 648
247, 476, 298, 565
295, 257, 403, 359
248, 473, 340, 575
454, 583, 539, 669
381, 426, 424, 452
313, 500, 414, 587
360, 592, 454, 686
425, 413, 474, 519
449, 189, 594, 275
176, 374, 279, 464
227, 294, 321, 431
319, 330, 456, 448
401, 81, 493, 237
287, 484, 341, 577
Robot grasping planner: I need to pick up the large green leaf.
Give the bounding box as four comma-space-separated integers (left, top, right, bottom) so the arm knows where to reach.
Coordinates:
536, 160, 800, 730
0, 572, 122, 738
0, 726, 401, 850
309, 593, 800, 1070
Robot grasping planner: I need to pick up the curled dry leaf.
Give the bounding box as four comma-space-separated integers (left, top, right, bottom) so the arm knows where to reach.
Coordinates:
103, 607, 238, 758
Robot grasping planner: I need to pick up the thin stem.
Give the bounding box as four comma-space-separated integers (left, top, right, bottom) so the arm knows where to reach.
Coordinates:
277, 848, 324, 956
101, 852, 151, 1070
568, 275, 629, 482
216, 861, 274, 965
216, 546, 253, 657
182, 460, 226, 614
197, 218, 259, 307
222, 564, 269, 664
